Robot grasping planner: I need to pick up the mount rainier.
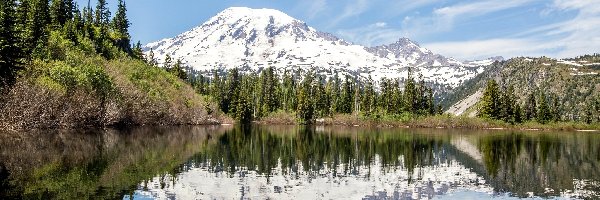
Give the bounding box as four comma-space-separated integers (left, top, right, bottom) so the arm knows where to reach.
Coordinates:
144, 7, 500, 89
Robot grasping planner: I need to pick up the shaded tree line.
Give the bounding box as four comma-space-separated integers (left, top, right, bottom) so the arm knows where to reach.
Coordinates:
183, 67, 441, 123
478, 79, 598, 124
0, 0, 136, 90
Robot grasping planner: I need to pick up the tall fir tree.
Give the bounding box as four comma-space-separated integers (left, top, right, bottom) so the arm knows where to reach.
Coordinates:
524, 92, 537, 121
50, 0, 74, 26
478, 79, 500, 119
111, 0, 130, 53
172, 59, 187, 80
403, 70, 417, 114
0, 0, 24, 89
94, 0, 109, 25
536, 92, 551, 124
27, 0, 50, 56
297, 72, 315, 124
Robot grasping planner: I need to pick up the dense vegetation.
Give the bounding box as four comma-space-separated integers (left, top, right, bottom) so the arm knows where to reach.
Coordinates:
0, 0, 223, 129
180, 67, 442, 124
445, 56, 599, 125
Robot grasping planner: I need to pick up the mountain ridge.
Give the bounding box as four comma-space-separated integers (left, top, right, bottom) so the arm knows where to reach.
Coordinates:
144, 7, 496, 90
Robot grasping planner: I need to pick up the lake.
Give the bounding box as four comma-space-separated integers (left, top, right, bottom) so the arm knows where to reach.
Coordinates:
0, 125, 599, 199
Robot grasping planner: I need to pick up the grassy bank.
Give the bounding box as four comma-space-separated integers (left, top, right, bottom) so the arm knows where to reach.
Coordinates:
255, 112, 600, 131
0, 32, 231, 130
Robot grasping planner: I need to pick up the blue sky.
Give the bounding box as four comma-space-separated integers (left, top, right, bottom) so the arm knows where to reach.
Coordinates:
75, 0, 599, 60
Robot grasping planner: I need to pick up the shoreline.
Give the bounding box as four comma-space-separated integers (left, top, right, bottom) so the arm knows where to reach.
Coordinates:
2, 115, 598, 132
254, 114, 600, 132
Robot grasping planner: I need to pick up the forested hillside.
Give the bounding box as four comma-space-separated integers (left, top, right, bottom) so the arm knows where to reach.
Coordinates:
443, 56, 600, 123
0, 0, 225, 129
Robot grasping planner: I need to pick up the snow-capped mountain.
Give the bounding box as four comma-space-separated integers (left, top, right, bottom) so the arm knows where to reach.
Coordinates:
144, 7, 492, 88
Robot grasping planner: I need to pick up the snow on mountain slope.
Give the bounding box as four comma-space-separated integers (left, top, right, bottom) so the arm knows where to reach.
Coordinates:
144, 7, 491, 88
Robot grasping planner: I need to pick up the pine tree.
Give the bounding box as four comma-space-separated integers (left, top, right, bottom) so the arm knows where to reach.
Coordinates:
224, 68, 240, 114
478, 79, 500, 119
315, 75, 329, 117
296, 72, 315, 124
500, 85, 516, 123
27, 0, 50, 56
94, 0, 109, 25
524, 92, 537, 121
514, 103, 523, 124
132, 41, 144, 60
235, 76, 253, 123
281, 70, 295, 111
172, 59, 187, 80
146, 48, 157, 66
361, 76, 375, 115
111, 0, 130, 53
403, 69, 417, 114
536, 92, 551, 124
426, 87, 435, 115
0, 0, 23, 89
163, 54, 172, 70
50, 0, 74, 26
549, 94, 561, 122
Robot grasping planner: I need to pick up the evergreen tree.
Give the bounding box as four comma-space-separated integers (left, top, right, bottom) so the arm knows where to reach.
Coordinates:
549, 94, 561, 122
514, 103, 523, 124
390, 78, 402, 114
297, 72, 315, 124
536, 92, 551, 124
163, 54, 172, 70
353, 78, 361, 114
146, 48, 157, 66
94, 0, 109, 25
426, 87, 435, 115
210, 70, 223, 112
111, 0, 130, 53
500, 85, 517, 123
314, 75, 329, 117
27, 0, 50, 56
403, 70, 417, 114
478, 79, 500, 119
281, 70, 296, 111
224, 68, 240, 114
50, 0, 74, 26
0, 0, 23, 89
132, 41, 144, 60
235, 75, 253, 123
361, 76, 375, 115
524, 92, 537, 121
172, 59, 187, 80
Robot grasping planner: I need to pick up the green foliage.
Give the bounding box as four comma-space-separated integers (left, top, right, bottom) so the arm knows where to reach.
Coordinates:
478, 79, 500, 119
450, 56, 600, 124
0, 0, 23, 89
203, 66, 441, 123
50, 0, 74, 27
536, 92, 551, 124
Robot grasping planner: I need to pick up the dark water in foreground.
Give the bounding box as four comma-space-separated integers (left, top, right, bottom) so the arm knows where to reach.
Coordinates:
0, 126, 599, 199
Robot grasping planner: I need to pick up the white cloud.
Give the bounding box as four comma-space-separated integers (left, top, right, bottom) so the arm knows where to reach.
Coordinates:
307, 0, 327, 19
328, 0, 369, 27
385, 0, 440, 16
424, 39, 555, 60
421, 0, 600, 60
374, 22, 387, 27
433, 0, 534, 30
337, 23, 405, 46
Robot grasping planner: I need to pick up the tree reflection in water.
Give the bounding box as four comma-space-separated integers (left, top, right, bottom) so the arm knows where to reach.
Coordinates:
1, 125, 599, 199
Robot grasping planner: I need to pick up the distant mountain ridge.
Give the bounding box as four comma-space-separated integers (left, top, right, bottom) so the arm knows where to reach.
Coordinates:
443, 55, 600, 119
144, 7, 498, 89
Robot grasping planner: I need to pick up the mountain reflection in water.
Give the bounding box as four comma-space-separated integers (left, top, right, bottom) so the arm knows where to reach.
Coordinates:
1, 126, 599, 199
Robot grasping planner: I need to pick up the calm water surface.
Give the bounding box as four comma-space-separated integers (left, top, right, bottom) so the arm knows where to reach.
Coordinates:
0, 126, 599, 199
